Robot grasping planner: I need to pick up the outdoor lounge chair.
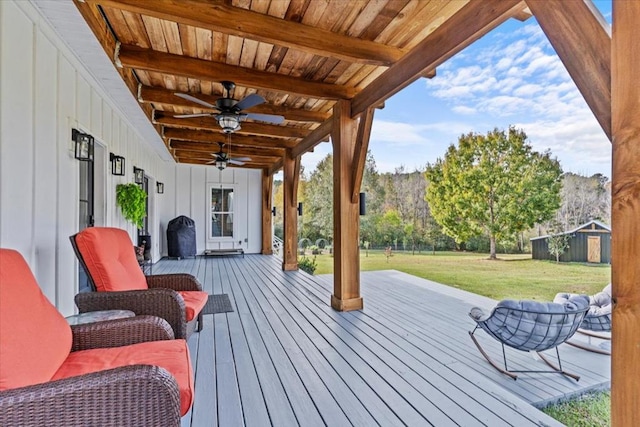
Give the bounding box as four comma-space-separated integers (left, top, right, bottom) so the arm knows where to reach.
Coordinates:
0, 249, 194, 427
554, 283, 612, 355
70, 227, 208, 339
469, 295, 590, 380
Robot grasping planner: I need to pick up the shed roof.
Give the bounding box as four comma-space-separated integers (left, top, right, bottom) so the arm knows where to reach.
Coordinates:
530, 219, 611, 241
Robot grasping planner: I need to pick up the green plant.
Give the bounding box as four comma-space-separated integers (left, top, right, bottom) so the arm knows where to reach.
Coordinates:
298, 255, 317, 275
116, 183, 147, 229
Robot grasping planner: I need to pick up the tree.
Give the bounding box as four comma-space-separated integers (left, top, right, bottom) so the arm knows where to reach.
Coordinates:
378, 209, 404, 248
547, 221, 571, 263
556, 172, 611, 229
425, 127, 562, 259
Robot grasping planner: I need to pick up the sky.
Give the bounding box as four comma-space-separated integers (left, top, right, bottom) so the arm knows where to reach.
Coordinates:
299, 1, 612, 179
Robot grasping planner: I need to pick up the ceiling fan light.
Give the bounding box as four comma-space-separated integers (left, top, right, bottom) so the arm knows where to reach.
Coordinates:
216, 114, 240, 133
216, 159, 227, 170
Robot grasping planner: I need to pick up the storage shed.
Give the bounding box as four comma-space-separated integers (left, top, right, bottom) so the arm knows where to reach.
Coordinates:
531, 220, 611, 263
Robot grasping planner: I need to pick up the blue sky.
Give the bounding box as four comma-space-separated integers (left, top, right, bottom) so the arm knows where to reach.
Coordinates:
302, 1, 612, 178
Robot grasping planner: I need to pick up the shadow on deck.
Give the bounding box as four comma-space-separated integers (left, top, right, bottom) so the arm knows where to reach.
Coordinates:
153, 255, 609, 427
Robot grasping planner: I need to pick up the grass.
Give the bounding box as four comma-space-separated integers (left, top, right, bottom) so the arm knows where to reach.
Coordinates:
307, 249, 611, 424
311, 250, 610, 301
542, 391, 610, 427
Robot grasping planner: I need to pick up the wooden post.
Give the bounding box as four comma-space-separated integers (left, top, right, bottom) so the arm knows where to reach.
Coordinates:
331, 100, 363, 311
282, 149, 300, 270
611, 1, 640, 424
261, 170, 273, 255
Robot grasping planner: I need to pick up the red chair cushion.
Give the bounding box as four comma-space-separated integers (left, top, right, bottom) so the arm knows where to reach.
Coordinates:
52, 339, 194, 416
178, 291, 209, 321
0, 249, 72, 390
74, 227, 148, 292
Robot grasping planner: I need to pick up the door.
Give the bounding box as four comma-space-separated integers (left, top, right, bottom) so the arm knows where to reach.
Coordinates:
587, 236, 601, 263
208, 185, 235, 249
78, 154, 95, 293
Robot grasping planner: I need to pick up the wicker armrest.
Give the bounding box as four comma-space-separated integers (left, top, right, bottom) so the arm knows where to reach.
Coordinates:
146, 273, 203, 291
0, 365, 180, 427
75, 289, 187, 339
71, 315, 174, 351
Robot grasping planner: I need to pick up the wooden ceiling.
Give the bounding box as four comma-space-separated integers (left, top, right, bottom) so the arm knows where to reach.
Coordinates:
75, 0, 530, 172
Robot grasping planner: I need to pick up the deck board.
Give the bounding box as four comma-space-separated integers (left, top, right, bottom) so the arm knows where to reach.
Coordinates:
153, 255, 610, 426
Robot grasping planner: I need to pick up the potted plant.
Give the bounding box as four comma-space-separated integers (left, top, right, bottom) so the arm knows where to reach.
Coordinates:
115, 183, 147, 229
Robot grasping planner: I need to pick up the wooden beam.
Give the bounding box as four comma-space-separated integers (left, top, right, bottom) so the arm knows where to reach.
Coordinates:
290, 118, 333, 158
138, 85, 331, 123
88, 0, 404, 66
351, 0, 524, 117
269, 159, 283, 176
282, 150, 300, 271
526, 0, 611, 140
169, 140, 285, 158
118, 44, 356, 100
611, 1, 640, 425
262, 171, 274, 255
331, 100, 362, 312
155, 114, 310, 139
351, 107, 375, 203
163, 128, 296, 149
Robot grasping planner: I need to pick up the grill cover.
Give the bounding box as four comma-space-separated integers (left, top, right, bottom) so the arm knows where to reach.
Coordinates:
167, 216, 196, 258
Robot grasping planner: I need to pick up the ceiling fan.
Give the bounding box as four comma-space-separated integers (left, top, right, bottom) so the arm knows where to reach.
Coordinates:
208, 141, 251, 170
174, 81, 284, 133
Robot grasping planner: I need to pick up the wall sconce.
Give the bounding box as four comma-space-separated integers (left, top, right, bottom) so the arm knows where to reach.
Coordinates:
110, 153, 125, 176
157, 182, 164, 194
72, 129, 94, 161
133, 167, 145, 184
359, 192, 366, 216
271, 207, 276, 217
297, 202, 303, 216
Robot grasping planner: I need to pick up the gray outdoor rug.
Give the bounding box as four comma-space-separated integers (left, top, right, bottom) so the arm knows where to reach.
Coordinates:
203, 294, 234, 315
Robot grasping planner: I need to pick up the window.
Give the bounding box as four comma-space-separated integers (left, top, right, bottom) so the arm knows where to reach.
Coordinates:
211, 187, 234, 238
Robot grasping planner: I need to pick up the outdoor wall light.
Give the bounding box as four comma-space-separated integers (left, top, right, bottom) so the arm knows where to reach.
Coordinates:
110, 153, 125, 176
133, 167, 145, 184
359, 192, 366, 216
72, 129, 94, 161
297, 202, 303, 216
157, 182, 164, 194
271, 206, 276, 216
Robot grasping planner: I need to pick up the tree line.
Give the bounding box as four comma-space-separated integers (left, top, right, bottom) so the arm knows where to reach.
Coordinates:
273, 127, 611, 257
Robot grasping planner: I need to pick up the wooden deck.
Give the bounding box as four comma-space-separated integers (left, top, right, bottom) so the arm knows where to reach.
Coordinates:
153, 255, 610, 427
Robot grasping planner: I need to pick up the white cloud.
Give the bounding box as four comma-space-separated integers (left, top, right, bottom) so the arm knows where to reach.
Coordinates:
452, 105, 476, 115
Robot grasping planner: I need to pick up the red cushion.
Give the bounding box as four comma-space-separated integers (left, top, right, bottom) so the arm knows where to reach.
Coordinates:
52, 339, 194, 416
177, 291, 209, 321
0, 249, 72, 390
74, 227, 147, 292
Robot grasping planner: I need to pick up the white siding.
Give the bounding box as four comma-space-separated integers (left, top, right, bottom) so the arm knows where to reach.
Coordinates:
0, 1, 173, 315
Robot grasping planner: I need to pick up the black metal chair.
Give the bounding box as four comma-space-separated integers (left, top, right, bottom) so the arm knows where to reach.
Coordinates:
554, 284, 612, 355
469, 296, 590, 380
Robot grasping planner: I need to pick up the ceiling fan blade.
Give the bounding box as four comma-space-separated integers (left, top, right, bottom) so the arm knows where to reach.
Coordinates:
228, 159, 246, 166
235, 93, 265, 111
174, 113, 212, 118
245, 112, 285, 124
174, 93, 217, 109
230, 156, 252, 162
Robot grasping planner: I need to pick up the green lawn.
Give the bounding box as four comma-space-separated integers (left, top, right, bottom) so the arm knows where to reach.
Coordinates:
542, 391, 610, 427
308, 250, 610, 301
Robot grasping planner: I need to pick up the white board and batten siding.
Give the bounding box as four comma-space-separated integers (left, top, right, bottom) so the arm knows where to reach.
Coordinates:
0, 1, 174, 315
168, 164, 263, 256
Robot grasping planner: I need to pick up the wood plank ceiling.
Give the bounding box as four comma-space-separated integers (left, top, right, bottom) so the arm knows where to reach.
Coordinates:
75, 0, 530, 172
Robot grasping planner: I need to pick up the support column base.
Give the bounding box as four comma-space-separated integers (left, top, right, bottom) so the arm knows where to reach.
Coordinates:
282, 262, 298, 271
262, 249, 273, 255
331, 295, 363, 311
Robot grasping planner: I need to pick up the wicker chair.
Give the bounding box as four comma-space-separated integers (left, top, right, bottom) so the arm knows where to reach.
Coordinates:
554, 284, 612, 355
70, 227, 208, 339
469, 295, 590, 380
0, 249, 194, 427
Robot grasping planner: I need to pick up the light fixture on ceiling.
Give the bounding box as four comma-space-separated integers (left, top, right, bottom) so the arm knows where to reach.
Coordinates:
215, 159, 227, 171
216, 114, 241, 133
